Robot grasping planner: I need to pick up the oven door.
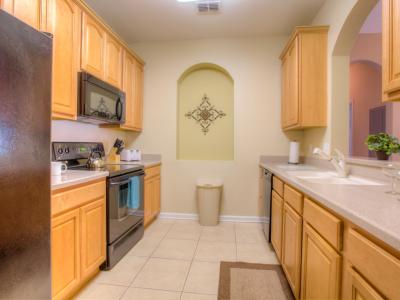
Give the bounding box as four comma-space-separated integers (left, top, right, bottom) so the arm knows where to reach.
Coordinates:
79, 72, 125, 124
107, 171, 144, 244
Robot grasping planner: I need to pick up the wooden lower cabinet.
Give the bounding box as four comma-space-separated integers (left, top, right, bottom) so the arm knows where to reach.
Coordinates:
271, 191, 284, 260
144, 165, 161, 227
281, 203, 303, 299
51, 179, 106, 300
301, 223, 341, 300
51, 209, 80, 300
343, 266, 384, 300
80, 198, 106, 281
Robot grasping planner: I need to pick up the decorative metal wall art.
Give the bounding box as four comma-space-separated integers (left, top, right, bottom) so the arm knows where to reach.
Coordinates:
185, 94, 226, 135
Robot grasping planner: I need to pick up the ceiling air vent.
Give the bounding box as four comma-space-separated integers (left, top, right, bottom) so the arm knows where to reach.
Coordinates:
197, 0, 220, 14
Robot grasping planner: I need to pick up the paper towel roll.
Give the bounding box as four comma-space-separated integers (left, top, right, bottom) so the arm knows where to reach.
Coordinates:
289, 141, 300, 164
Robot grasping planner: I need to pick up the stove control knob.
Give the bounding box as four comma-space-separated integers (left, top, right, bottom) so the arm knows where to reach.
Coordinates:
57, 148, 63, 155
65, 147, 70, 154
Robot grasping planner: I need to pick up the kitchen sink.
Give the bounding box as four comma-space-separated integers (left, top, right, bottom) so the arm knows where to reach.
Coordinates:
287, 170, 384, 186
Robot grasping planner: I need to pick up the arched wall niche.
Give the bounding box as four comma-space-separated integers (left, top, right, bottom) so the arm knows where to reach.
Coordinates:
177, 63, 234, 160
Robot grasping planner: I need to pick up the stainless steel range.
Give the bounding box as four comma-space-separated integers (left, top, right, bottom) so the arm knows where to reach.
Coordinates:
52, 142, 145, 269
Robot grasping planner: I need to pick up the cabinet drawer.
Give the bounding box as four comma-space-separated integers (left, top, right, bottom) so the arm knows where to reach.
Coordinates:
272, 176, 284, 197
284, 184, 303, 215
52, 180, 106, 216
303, 198, 342, 251
145, 165, 161, 179
346, 229, 400, 299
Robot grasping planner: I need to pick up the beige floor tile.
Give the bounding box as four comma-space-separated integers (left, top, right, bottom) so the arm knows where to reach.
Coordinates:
152, 218, 176, 226
94, 256, 147, 286
236, 242, 279, 264
144, 221, 174, 239
202, 221, 235, 230
166, 222, 202, 240
194, 241, 236, 262
126, 237, 161, 257
132, 258, 191, 291
152, 238, 197, 260
184, 261, 220, 295
74, 283, 127, 300
200, 225, 235, 243
235, 222, 263, 230
181, 293, 218, 300
120, 287, 180, 300
235, 228, 266, 243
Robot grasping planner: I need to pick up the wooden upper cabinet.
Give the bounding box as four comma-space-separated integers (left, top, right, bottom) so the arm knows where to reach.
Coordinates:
45, 0, 80, 120
281, 39, 299, 129
122, 51, 135, 128
383, 0, 400, 101
301, 223, 341, 300
104, 34, 123, 89
132, 62, 144, 130
81, 11, 106, 79
280, 26, 328, 130
1, 0, 41, 29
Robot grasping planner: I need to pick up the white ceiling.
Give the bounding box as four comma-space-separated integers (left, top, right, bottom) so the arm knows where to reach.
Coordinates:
85, 0, 326, 43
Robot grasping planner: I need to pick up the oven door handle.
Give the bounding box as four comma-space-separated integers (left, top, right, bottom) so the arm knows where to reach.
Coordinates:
110, 179, 131, 186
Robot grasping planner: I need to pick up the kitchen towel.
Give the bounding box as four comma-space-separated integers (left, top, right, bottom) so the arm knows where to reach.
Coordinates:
128, 176, 140, 210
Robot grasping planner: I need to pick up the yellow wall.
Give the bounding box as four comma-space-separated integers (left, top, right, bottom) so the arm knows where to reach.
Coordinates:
127, 37, 302, 217
178, 66, 234, 160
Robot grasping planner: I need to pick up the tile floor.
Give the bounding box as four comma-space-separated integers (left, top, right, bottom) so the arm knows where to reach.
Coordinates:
74, 219, 279, 300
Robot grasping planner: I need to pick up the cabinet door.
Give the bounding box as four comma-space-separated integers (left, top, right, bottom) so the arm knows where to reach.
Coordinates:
344, 266, 384, 300
80, 197, 106, 280
51, 209, 80, 300
383, 0, 400, 101
282, 38, 299, 128
281, 202, 302, 299
104, 34, 123, 89
1, 0, 40, 29
271, 191, 283, 261
132, 62, 144, 131
45, 0, 80, 120
151, 175, 161, 218
81, 12, 105, 79
301, 223, 341, 300
122, 51, 135, 128
144, 176, 153, 226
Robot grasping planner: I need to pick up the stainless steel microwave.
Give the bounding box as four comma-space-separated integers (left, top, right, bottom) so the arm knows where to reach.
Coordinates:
78, 72, 125, 124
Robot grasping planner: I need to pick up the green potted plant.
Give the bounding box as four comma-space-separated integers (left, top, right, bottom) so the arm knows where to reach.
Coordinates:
365, 133, 400, 160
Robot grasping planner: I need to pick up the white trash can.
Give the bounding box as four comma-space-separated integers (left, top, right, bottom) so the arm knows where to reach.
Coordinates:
197, 179, 223, 226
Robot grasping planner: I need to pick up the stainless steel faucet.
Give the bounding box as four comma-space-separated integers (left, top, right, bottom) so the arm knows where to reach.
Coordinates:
313, 148, 350, 178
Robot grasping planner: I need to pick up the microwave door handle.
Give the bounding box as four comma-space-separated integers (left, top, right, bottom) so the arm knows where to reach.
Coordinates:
110, 179, 131, 186
116, 98, 123, 121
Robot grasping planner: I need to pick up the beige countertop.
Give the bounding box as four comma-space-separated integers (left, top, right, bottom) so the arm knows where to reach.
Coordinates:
51, 170, 109, 191
112, 154, 162, 168
260, 159, 400, 252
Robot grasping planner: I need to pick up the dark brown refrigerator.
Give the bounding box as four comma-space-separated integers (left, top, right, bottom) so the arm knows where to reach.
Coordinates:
0, 10, 52, 299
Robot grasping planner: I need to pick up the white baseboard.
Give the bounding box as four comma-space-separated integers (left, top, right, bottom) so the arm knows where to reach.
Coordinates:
159, 212, 269, 223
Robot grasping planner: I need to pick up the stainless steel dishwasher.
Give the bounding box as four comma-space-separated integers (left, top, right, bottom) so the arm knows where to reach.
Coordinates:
262, 169, 273, 242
